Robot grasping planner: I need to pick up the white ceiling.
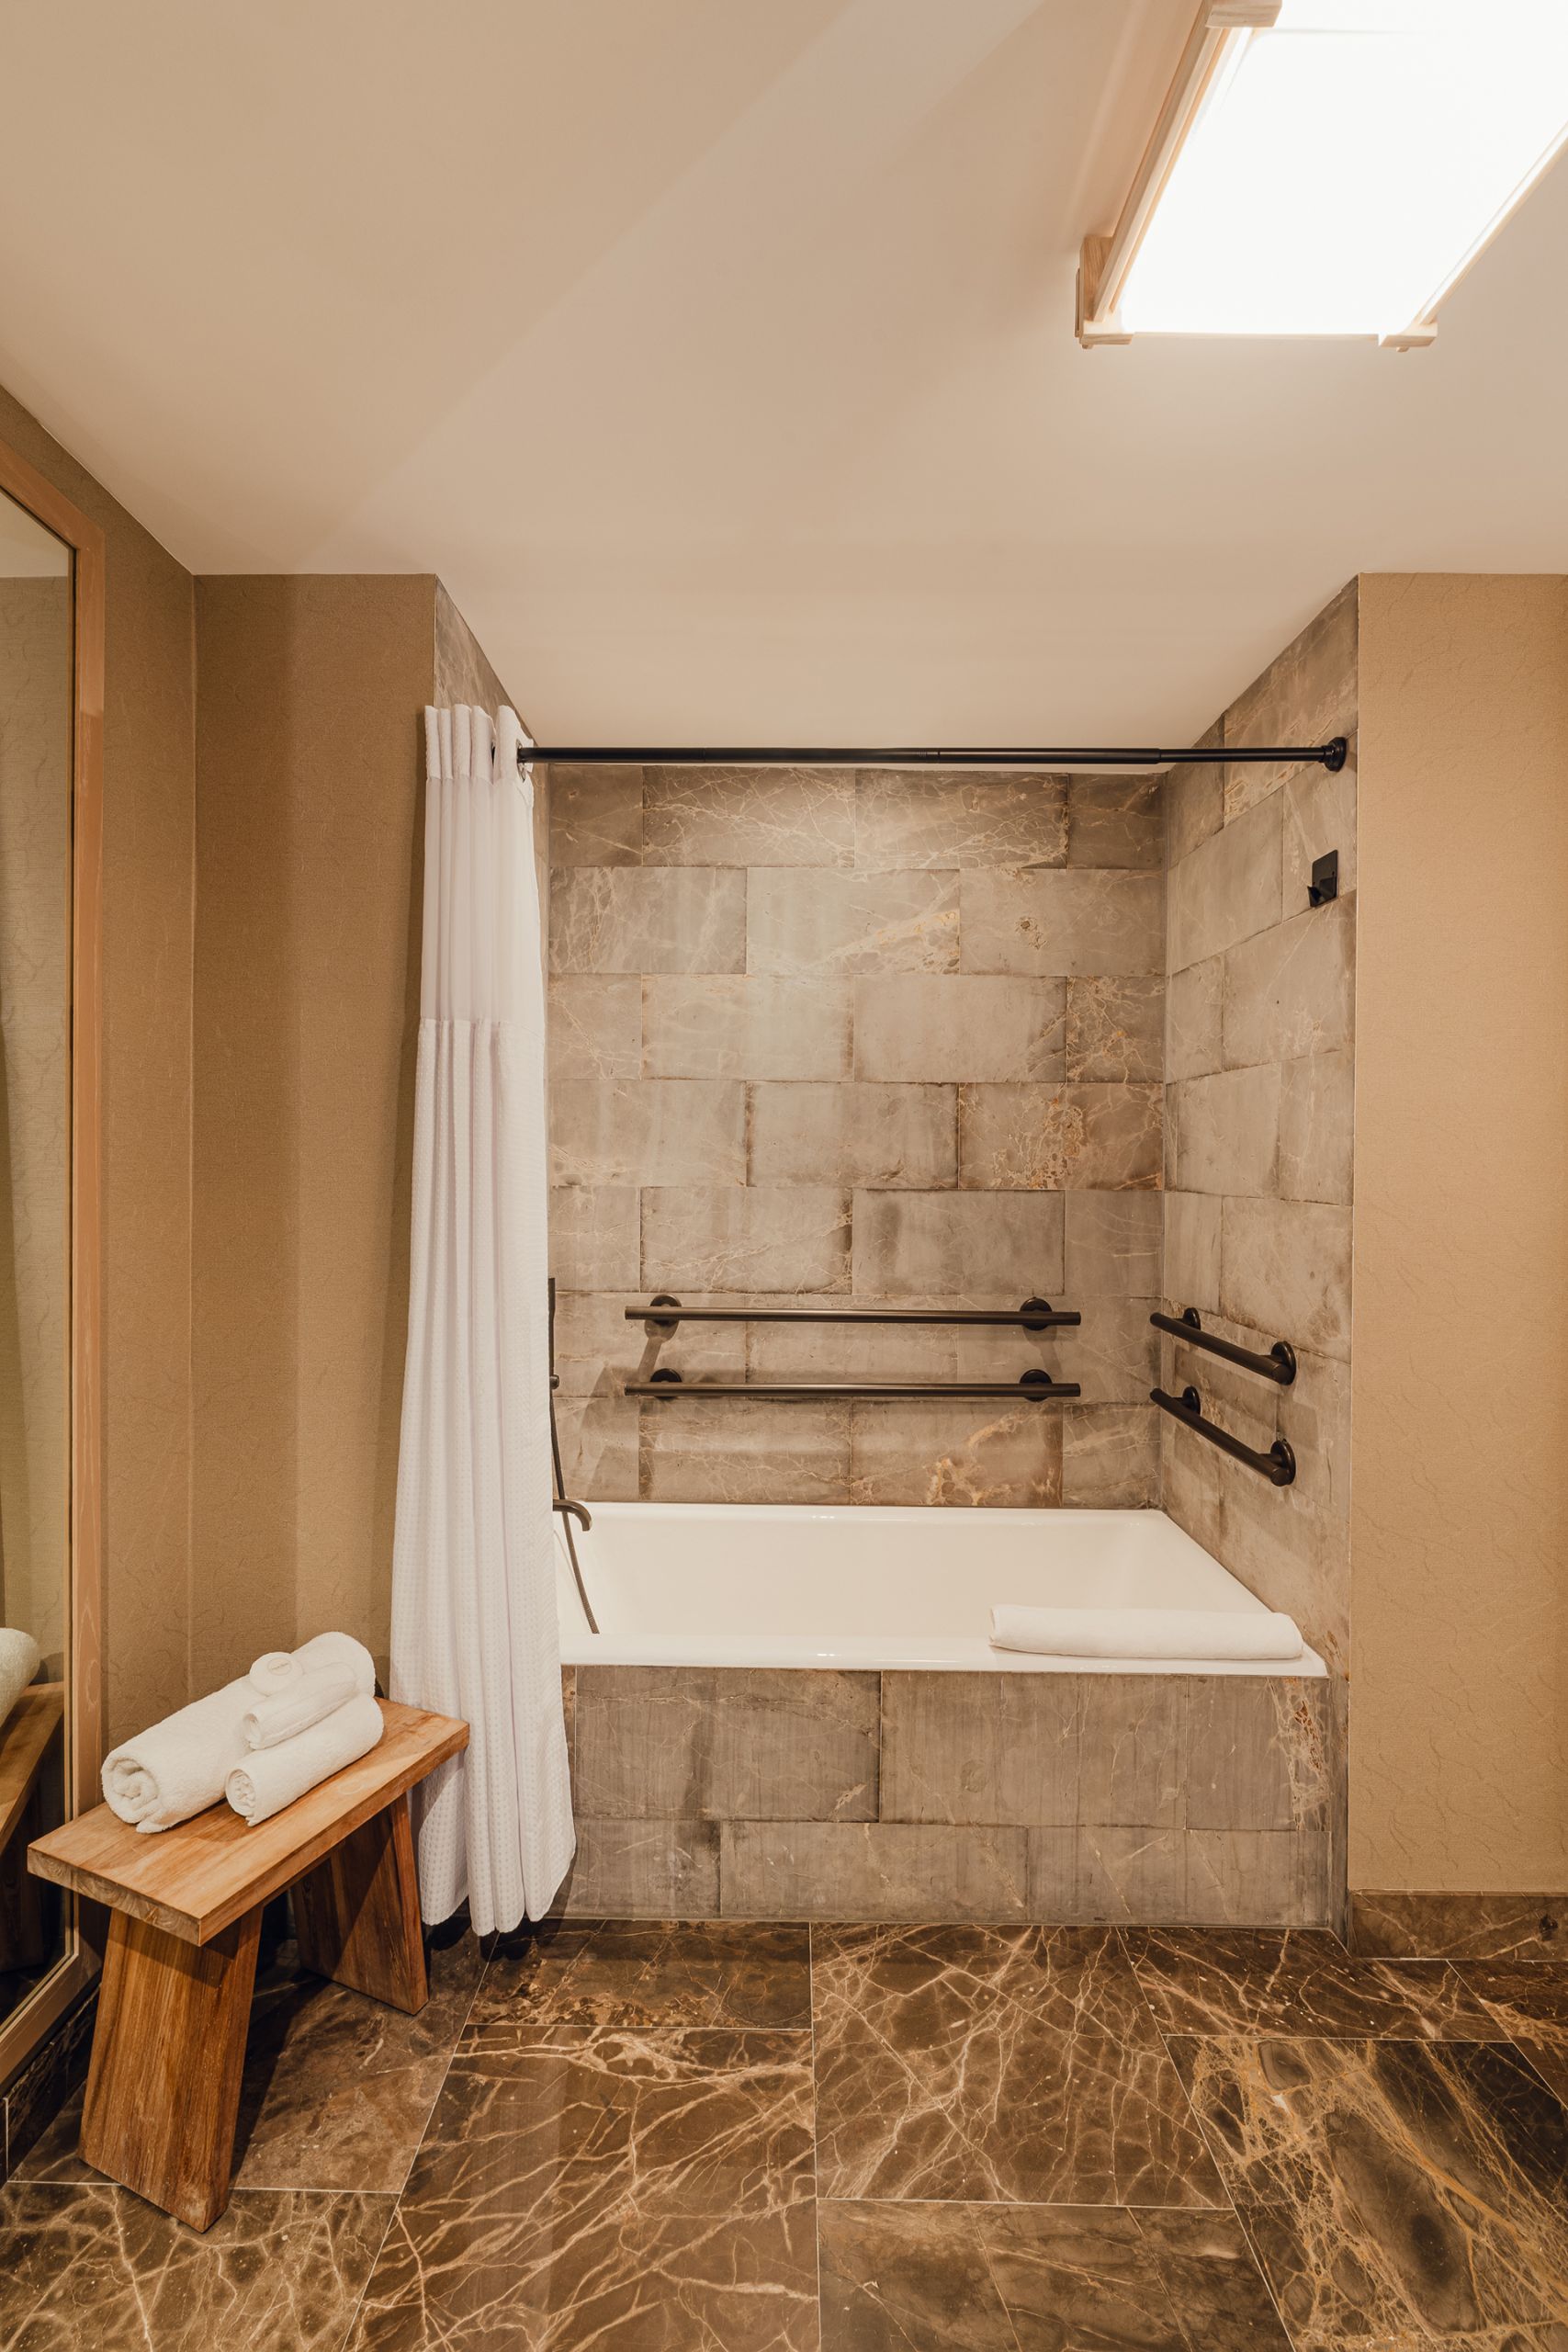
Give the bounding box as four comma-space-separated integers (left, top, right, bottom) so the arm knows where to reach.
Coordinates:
3, 0, 1566, 742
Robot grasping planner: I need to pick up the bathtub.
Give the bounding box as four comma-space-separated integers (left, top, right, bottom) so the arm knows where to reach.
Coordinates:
555, 1500, 1326, 1678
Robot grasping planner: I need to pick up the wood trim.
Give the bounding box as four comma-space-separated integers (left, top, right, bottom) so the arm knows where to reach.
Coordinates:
0, 431, 106, 2087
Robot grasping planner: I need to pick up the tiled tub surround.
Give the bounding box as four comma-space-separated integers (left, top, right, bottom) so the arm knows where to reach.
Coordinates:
548, 761, 1165, 1511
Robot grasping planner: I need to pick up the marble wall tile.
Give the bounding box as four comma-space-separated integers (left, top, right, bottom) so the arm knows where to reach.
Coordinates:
1077, 1677, 1187, 1827
748, 1080, 957, 1188
961, 868, 1164, 978
1166, 955, 1223, 1081
1224, 579, 1357, 818
1283, 739, 1358, 901
570, 1666, 878, 1821
1066, 973, 1165, 1080
639, 1395, 852, 1502
554, 1393, 639, 1500
1186, 1677, 1330, 1834
1167, 793, 1282, 973
745, 867, 959, 975
642, 764, 854, 866
551, 1290, 746, 1397
1165, 729, 1225, 865
1220, 1196, 1351, 1361
551, 1076, 745, 1186
1163, 1191, 1222, 1311
880, 1672, 1082, 1825
547, 973, 642, 1091
554, 1819, 721, 1917
1070, 1294, 1159, 1406
854, 974, 1066, 1081
854, 770, 1067, 871
848, 1398, 1062, 1507
1064, 1191, 1164, 1297
1169, 1064, 1280, 1196
1184, 1829, 1329, 1927
642, 1184, 851, 1292
641, 975, 852, 1080
1221, 893, 1355, 1068
959, 1081, 1163, 1191
1063, 1404, 1158, 1505
720, 1821, 1032, 1920
1073, 1828, 1190, 1923
549, 1183, 639, 1288
851, 1190, 1065, 1296
745, 1302, 969, 1385
1066, 775, 1163, 869
549, 866, 746, 974
548, 763, 644, 865
1348, 1891, 1568, 1962
1277, 1046, 1354, 1205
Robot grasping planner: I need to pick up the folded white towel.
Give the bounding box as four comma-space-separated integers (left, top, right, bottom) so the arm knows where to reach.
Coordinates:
102, 1677, 258, 1833
247, 1631, 376, 1700
225, 1693, 385, 1826
0, 1628, 42, 1732
240, 1664, 358, 1751
988, 1604, 1304, 1663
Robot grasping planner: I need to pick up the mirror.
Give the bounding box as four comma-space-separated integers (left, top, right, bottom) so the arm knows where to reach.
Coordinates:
0, 482, 72, 2035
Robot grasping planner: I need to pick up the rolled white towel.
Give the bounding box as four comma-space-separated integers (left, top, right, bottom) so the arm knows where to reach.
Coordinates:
225, 1693, 385, 1827
989, 1604, 1304, 1663
0, 1628, 42, 1732
247, 1631, 376, 1700
102, 1678, 258, 1832
240, 1664, 358, 1751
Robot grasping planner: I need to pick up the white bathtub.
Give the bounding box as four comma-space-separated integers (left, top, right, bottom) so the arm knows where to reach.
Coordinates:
555, 1501, 1325, 1678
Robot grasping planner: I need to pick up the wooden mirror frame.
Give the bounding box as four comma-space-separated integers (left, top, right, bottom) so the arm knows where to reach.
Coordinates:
0, 433, 104, 2086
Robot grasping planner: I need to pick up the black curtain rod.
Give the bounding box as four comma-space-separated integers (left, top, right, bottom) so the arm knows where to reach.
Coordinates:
516, 738, 1346, 773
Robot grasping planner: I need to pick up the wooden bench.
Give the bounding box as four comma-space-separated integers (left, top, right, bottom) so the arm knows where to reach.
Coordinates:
28, 1697, 468, 2231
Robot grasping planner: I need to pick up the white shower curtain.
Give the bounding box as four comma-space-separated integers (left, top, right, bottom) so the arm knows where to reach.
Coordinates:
389, 704, 575, 1932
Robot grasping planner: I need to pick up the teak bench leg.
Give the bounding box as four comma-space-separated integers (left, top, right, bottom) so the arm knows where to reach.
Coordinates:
80, 1906, 261, 2232
292, 1793, 427, 2014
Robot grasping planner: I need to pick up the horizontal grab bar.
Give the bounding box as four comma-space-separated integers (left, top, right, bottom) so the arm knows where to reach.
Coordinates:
1150, 1307, 1296, 1385
1150, 1385, 1296, 1486
630, 1294, 1079, 1331
626, 1371, 1081, 1401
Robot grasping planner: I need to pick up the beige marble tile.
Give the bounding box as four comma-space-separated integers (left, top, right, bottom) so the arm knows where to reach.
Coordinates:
641, 975, 852, 1080
721, 1821, 1032, 1920
853, 974, 1066, 1081
1221, 892, 1355, 1068
547, 973, 642, 1091
1164, 1192, 1222, 1312
550, 1290, 746, 1397
642, 1184, 852, 1292
851, 1189, 1065, 1296
1066, 775, 1164, 869
749, 1080, 957, 1188
745, 1303, 966, 1385
1070, 1294, 1159, 1407
549, 866, 746, 974
1166, 955, 1223, 1081
549, 1183, 639, 1288
1277, 1046, 1354, 1205
554, 1819, 721, 1917
1183, 1829, 1329, 1928
854, 770, 1067, 871
571, 1666, 878, 1820
746, 867, 959, 976
639, 1395, 852, 1501
1186, 1677, 1331, 1834
550, 1076, 745, 1186
1282, 740, 1358, 902
1064, 1191, 1164, 1297
881, 1673, 1082, 1826
1164, 726, 1225, 865
1076, 1678, 1188, 1827
1170, 1065, 1280, 1196
1066, 973, 1165, 1080
1167, 794, 1282, 973
1074, 1828, 1190, 1923
1062, 1402, 1158, 1505
554, 1393, 639, 1500
1224, 579, 1356, 819
959, 1082, 1163, 1191
642, 764, 854, 867
1220, 1196, 1351, 1361
961, 868, 1164, 978
548, 763, 644, 865
848, 1397, 1062, 1507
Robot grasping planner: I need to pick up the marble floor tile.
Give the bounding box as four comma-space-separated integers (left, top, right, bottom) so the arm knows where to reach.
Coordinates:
469, 1919, 812, 2034
1461, 1962, 1568, 2103
1172, 2034, 1568, 2346
817, 2199, 1289, 2352
1125, 1926, 1506, 2042
811, 1923, 1224, 2207
0, 2180, 390, 2352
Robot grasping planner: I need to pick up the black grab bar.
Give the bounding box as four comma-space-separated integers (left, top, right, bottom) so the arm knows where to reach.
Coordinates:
1151, 1384, 1296, 1486
1151, 1306, 1295, 1385
631, 1294, 1078, 1332
626, 1370, 1078, 1401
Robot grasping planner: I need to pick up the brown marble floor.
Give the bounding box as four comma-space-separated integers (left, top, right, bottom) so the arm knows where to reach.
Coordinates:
3, 1918, 1567, 2350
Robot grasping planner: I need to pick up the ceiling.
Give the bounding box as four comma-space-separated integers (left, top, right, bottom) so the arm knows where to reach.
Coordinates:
3, 0, 1566, 743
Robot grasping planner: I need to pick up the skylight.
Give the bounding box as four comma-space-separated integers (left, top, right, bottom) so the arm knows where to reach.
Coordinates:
1081, 0, 1568, 346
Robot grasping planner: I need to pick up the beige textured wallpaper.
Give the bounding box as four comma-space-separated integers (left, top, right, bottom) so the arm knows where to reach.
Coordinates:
1351, 573, 1568, 1894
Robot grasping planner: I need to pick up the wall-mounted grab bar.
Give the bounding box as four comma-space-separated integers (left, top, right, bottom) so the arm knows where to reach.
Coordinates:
626, 1369, 1080, 1401
1150, 1306, 1296, 1386
629, 1294, 1078, 1332
1151, 1384, 1296, 1486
